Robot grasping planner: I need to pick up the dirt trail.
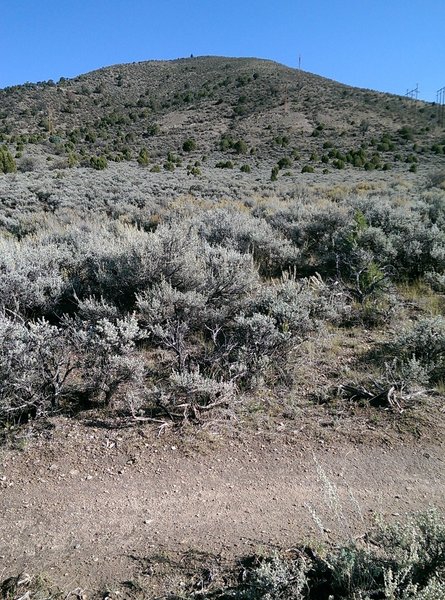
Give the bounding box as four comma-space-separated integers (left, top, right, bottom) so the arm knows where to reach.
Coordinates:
1, 418, 444, 590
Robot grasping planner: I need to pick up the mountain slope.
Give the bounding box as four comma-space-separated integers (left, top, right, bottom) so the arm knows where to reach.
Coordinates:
0, 56, 443, 173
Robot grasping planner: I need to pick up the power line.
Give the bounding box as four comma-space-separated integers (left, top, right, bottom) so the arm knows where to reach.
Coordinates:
405, 83, 419, 100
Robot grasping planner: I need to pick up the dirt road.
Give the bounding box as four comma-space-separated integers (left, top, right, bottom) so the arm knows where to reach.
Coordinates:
1, 417, 444, 590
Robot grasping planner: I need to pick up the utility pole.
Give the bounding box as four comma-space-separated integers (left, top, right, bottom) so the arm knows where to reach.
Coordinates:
295, 54, 303, 102
437, 86, 445, 127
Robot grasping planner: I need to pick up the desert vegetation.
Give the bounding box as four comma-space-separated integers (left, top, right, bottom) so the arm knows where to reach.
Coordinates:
1, 161, 445, 428
2, 509, 444, 599
1, 57, 445, 597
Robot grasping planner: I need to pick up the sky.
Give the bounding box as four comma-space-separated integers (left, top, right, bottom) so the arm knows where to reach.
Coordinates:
1, 0, 444, 102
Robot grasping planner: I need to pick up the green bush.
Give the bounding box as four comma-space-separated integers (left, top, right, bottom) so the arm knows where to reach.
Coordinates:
233, 139, 248, 154
67, 152, 77, 168
89, 155, 108, 170
240, 164, 251, 173
271, 165, 279, 181
333, 159, 345, 169
216, 160, 233, 169
167, 151, 181, 165
187, 165, 201, 176
278, 156, 292, 169
146, 123, 160, 136
137, 147, 150, 166
219, 133, 234, 151
274, 135, 290, 147
0, 146, 16, 173
301, 165, 314, 173
182, 138, 197, 152
399, 125, 415, 141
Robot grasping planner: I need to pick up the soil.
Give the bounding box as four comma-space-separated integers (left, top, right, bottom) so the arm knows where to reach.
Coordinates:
1, 416, 444, 592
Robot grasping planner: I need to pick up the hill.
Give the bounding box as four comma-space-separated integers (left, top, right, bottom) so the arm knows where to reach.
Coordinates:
0, 56, 443, 174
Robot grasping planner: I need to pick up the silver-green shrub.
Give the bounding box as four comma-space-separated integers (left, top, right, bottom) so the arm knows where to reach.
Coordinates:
389, 316, 445, 383
0, 314, 73, 419
0, 235, 69, 316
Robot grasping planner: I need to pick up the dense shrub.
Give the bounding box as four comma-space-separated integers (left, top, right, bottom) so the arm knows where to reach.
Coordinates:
0, 235, 69, 316
233, 139, 248, 154
195, 208, 298, 277
178, 511, 445, 599
90, 155, 108, 170
160, 370, 236, 420
67, 308, 145, 409
0, 146, 16, 173
0, 314, 73, 420
182, 138, 197, 152
320, 510, 445, 600
219, 133, 234, 151
146, 122, 160, 136
0, 306, 146, 422
1, 158, 444, 423
388, 316, 445, 384
216, 160, 234, 169
278, 156, 292, 169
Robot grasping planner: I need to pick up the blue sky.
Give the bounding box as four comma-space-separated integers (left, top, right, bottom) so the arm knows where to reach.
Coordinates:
1, 0, 443, 101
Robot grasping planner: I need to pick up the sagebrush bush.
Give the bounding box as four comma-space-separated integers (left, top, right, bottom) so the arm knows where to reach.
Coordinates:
161, 370, 236, 419
195, 208, 299, 277
177, 511, 445, 599
0, 235, 69, 316
69, 312, 145, 409
1, 158, 444, 422
0, 314, 73, 420
388, 316, 445, 384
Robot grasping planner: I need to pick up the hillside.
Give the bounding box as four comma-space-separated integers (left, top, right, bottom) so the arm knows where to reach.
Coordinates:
0, 56, 443, 175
